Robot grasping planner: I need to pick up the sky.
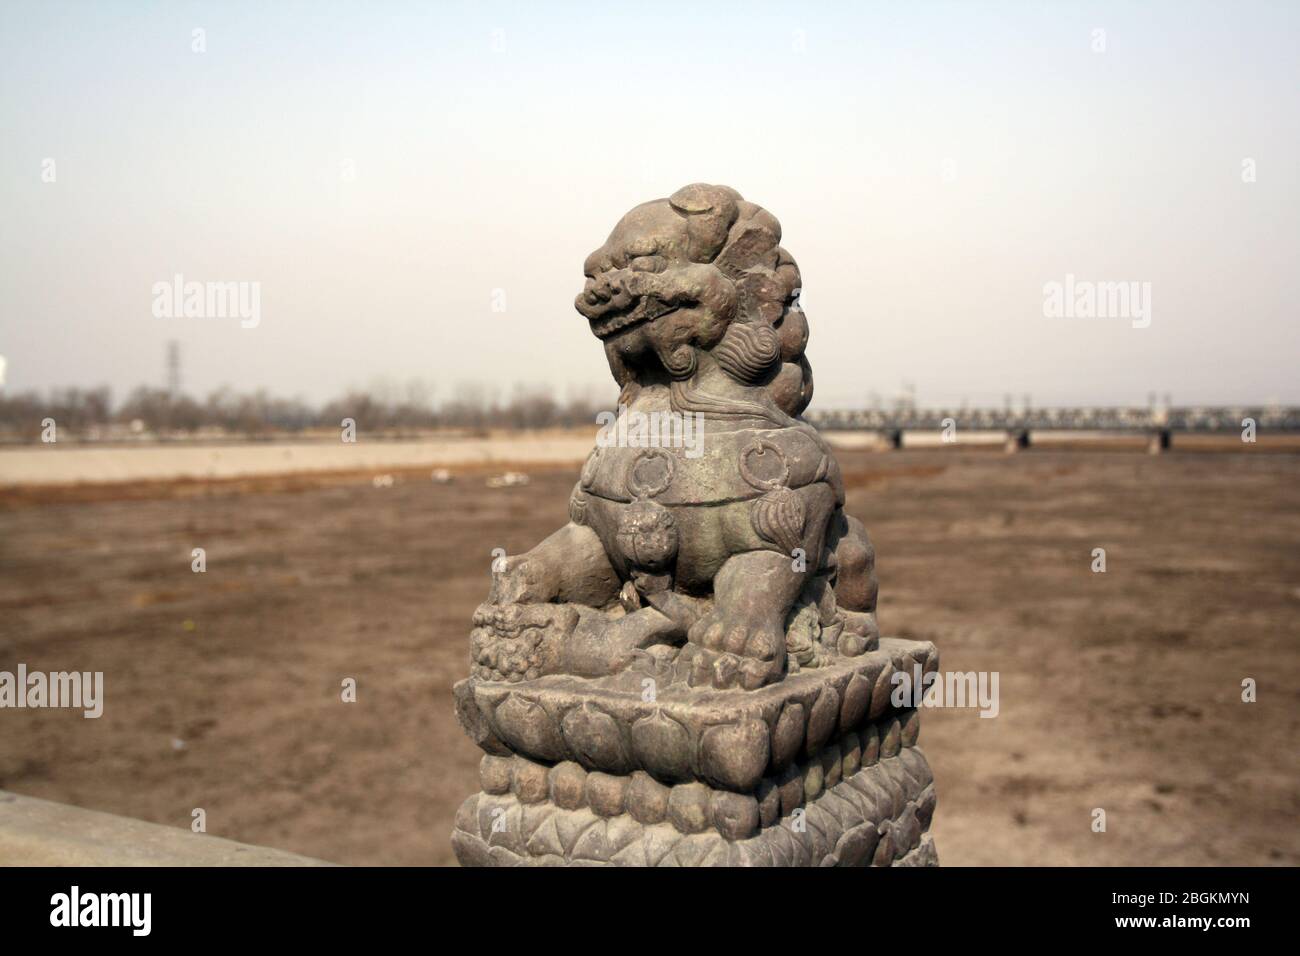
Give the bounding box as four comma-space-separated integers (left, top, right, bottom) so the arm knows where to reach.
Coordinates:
1, 0, 1297, 410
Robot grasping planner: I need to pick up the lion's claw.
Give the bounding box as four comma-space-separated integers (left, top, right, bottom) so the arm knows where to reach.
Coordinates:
683, 644, 784, 689
688, 610, 784, 667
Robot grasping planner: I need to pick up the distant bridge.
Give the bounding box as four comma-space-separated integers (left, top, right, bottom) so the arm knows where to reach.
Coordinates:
804, 406, 1300, 452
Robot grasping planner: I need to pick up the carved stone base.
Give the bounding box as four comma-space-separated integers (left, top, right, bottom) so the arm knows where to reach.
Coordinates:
452, 637, 939, 867
452, 747, 936, 867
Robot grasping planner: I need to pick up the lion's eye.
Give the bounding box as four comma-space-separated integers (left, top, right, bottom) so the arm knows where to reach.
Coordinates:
629, 255, 666, 273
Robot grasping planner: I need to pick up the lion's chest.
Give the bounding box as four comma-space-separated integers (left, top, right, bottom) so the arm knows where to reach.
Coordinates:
578, 423, 832, 506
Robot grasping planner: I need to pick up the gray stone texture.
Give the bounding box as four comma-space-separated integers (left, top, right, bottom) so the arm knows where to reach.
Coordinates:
453, 186, 938, 866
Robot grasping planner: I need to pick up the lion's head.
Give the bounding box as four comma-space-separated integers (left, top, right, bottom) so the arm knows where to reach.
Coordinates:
575, 184, 813, 417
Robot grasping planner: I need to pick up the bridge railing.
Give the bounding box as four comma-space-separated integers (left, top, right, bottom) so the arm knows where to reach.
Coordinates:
806, 407, 1300, 433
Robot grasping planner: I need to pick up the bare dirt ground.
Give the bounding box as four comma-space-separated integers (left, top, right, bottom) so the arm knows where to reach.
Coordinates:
1, 446, 1297, 865
0, 430, 597, 485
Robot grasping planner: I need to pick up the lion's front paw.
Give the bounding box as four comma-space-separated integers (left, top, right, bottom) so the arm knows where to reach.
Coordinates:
689, 612, 784, 660
683, 646, 783, 690
686, 613, 786, 689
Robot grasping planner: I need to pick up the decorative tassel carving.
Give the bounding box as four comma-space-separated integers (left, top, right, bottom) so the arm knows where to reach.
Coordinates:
750, 486, 806, 557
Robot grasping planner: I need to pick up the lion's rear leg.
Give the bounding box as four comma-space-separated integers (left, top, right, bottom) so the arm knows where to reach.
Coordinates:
829, 511, 880, 644
487, 521, 621, 608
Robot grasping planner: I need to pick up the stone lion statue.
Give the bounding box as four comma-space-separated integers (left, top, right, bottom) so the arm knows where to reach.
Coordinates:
471, 184, 879, 690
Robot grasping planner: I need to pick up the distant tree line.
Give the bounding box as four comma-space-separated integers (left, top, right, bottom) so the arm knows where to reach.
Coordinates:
0, 383, 615, 440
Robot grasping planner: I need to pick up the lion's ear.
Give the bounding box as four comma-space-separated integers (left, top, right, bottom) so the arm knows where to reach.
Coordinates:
669, 184, 741, 263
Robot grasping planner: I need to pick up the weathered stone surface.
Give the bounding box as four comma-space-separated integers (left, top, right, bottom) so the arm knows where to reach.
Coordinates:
901, 708, 921, 748
700, 719, 769, 791
805, 686, 840, 757
777, 764, 804, 818
667, 783, 711, 834
771, 702, 805, 769
709, 790, 760, 841
512, 758, 550, 804
898, 834, 940, 867
561, 704, 633, 773
880, 716, 902, 759
861, 722, 880, 767
479, 755, 512, 794
629, 711, 693, 782
451, 752, 936, 867
840, 672, 872, 731
461, 640, 932, 782
870, 663, 896, 720
841, 732, 862, 776
821, 747, 843, 789
453, 679, 508, 756
585, 772, 626, 818
917, 784, 937, 830
756, 778, 781, 827
493, 695, 568, 762
625, 771, 670, 825
0, 790, 330, 867
804, 762, 824, 802
451, 187, 938, 866
455, 669, 940, 865
835, 823, 879, 868
549, 761, 588, 811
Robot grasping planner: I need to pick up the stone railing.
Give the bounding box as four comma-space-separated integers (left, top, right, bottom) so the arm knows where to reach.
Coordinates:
0, 791, 331, 866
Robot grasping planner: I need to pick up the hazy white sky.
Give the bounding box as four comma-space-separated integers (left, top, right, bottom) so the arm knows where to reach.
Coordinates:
1, 0, 1296, 408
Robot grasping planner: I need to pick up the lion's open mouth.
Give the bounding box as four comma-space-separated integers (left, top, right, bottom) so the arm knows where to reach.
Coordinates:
589, 296, 678, 340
